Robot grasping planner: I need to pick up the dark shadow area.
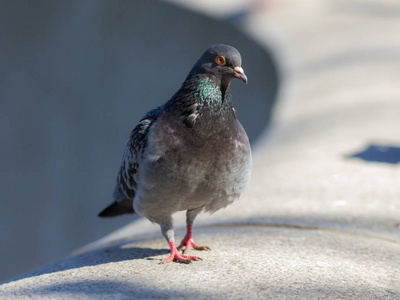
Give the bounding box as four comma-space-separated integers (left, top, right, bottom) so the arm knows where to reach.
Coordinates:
10, 242, 169, 283
346, 144, 400, 164
1, 279, 189, 299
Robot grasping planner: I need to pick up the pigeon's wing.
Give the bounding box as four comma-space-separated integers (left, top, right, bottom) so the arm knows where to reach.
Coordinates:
98, 106, 163, 217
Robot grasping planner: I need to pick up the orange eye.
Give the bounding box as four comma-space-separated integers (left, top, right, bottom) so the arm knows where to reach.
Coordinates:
216, 55, 226, 65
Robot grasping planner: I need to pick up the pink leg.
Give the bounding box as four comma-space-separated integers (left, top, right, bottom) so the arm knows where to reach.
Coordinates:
177, 224, 211, 253
163, 240, 202, 264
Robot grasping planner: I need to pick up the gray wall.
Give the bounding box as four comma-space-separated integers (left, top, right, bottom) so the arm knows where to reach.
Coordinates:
0, 0, 278, 282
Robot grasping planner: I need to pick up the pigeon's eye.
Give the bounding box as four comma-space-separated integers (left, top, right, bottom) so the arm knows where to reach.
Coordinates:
216, 55, 226, 65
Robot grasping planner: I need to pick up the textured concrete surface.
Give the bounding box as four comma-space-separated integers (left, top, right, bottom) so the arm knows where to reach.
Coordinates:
2, 0, 400, 299
2, 226, 400, 299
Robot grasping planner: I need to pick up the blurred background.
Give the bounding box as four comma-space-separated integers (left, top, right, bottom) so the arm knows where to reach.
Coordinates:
0, 0, 279, 282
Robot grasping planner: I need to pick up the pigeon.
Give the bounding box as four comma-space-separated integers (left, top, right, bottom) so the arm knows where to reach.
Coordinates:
99, 44, 252, 263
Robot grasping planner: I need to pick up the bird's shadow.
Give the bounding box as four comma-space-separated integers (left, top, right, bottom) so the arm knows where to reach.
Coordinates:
11, 242, 169, 283
346, 143, 400, 164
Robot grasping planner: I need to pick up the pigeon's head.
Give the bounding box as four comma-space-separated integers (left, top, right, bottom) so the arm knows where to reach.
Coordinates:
190, 44, 248, 87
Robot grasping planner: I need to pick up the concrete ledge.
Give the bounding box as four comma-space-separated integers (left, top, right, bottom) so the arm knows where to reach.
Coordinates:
2, 225, 399, 299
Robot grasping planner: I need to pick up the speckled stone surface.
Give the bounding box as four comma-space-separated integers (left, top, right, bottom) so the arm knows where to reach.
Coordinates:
2, 226, 400, 299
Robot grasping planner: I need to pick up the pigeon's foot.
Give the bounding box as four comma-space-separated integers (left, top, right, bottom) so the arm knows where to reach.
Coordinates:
177, 224, 211, 253
177, 237, 211, 253
163, 241, 202, 264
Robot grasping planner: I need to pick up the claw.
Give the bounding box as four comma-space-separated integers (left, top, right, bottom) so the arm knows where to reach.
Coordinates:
163, 241, 202, 264
177, 224, 210, 253
178, 237, 211, 253
193, 245, 211, 251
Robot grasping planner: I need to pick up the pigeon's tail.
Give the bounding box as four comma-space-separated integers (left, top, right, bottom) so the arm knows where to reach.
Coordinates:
98, 200, 134, 217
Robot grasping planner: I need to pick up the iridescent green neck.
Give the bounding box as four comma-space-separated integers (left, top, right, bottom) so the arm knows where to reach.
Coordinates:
195, 78, 223, 106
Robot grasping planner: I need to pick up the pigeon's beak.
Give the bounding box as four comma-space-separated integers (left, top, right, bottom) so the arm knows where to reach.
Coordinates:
233, 66, 248, 84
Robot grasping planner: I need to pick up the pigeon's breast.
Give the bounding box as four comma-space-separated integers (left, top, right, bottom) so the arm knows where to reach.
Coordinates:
133, 110, 251, 220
